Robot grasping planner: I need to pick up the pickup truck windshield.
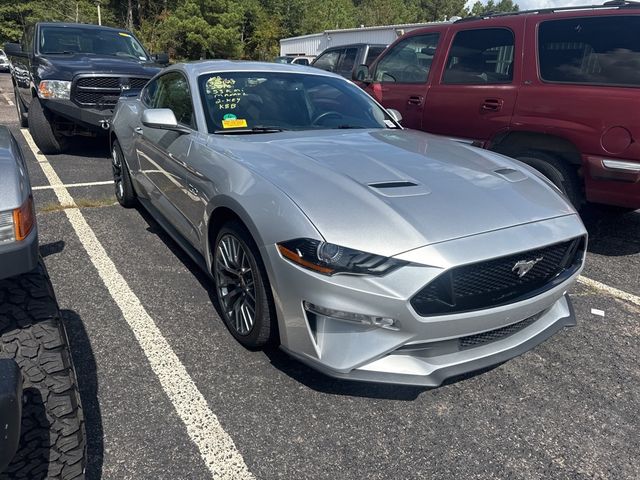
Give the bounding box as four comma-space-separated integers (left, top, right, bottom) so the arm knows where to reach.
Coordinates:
39, 26, 148, 60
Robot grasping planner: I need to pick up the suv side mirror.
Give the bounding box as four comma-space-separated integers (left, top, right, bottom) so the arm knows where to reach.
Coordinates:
152, 53, 169, 65
141, 109, 190, 134
353, 64, 371, 83
4, 43, 26, 57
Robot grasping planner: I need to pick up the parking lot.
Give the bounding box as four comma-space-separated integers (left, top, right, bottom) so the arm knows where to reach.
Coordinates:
0, 72, 639, 479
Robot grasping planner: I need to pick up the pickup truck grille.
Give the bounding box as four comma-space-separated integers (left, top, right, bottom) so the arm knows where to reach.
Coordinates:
72, 76, 150, 109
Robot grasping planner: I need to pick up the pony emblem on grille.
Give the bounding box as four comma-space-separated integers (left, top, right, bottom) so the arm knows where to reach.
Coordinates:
512, 257, 544, 278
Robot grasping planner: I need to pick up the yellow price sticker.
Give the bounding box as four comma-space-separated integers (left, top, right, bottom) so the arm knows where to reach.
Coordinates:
222, 119, 248, 129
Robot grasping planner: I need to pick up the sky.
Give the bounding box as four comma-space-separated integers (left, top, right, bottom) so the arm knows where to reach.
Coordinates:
465, 0, 593, 11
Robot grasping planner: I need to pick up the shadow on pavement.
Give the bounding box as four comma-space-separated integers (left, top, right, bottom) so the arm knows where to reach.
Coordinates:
63, 136, 111, 159
581, 205, 640, 256
40, 240, 65, 258
61, 310, 104, 480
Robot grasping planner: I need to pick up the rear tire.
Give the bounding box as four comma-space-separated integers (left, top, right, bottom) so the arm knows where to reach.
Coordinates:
28, 98, 67, 155
0, 262, 86, 479
111, 140, 137, 208
213, 221, 276, 349
14, 89, 28, 128
515, 151, 583, 208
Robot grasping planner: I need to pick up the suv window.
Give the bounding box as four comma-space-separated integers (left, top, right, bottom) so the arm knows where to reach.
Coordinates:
152, 72, 196, 129
539, 16, 640, 87
443, 28, 514, 85
375, 34, 440, 83
294, 58, 310, 66
365, 47, 385, 66
313, 50, 341, 72
336, 48, 358, 76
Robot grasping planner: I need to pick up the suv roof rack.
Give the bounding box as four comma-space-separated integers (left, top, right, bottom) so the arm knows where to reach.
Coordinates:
455, 1, 640, 23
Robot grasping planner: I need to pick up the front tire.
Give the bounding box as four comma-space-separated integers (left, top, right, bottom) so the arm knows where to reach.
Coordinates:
111, 140, 137, 208
515, 151, 583, 208
28, 98, 67, 155
213, 221, 276, 349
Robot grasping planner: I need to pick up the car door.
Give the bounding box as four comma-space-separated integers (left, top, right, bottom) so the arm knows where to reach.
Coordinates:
335, 47, 358, 78
135, 71, 199, 245
364, 33, 442, 129
422, 23, 521, 144
312, 49, 341, 73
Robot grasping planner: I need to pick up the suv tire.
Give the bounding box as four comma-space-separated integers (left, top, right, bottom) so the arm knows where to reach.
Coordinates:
515, 151, 583, 208
213, 221, 277, 349
14, 90, 28, 128
28, 98, 67, 155
0, 262, 86, 479
111, 140, 137, 208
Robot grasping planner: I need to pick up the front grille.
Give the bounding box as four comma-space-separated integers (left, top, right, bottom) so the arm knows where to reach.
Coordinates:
411, 236, 585, 316
458, 312, 542, 350
72, 76, 150, 109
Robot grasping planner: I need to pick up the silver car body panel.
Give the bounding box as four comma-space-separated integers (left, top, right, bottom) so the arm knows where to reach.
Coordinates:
110, 61, 587, 386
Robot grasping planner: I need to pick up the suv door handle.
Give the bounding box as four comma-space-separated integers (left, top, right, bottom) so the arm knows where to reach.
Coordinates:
481, 99, 504, 112
407, 95, 424, 106
134, 126, 143, 135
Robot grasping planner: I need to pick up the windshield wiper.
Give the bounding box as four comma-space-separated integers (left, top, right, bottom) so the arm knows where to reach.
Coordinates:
213, 126, 287, 135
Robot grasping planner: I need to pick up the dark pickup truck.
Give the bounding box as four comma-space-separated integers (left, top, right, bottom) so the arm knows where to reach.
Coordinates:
5, 22, 166, 154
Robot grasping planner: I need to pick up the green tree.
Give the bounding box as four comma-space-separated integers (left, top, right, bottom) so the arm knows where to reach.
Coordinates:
357, 0, 418, 27
469, 0, 519, 16
412, 0, 467, 21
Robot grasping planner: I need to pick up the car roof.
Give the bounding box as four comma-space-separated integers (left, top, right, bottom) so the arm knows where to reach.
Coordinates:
323, 43, 387, 50
36, 22, 132, 33
177, 60, 347, 79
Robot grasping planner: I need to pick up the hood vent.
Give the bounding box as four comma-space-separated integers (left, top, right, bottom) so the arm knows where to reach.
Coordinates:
493, 168, 527, 182
367, 180, 430, 198
368, 180, 418, 189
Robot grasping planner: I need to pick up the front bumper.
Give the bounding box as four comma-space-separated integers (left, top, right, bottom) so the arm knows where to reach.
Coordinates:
41, 99, 113, 131
264, 214, 586, 387
0, 359, 22, 473
0, 227, 39, 281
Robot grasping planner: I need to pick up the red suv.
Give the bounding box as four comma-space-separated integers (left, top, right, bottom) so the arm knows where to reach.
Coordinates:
355, 3, 640, 209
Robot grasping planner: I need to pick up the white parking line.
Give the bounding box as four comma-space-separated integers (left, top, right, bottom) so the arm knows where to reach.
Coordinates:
21, 129, 254, 480
1, 91, 14, 106
578, 276, 640, 307
32, 180, 113, 191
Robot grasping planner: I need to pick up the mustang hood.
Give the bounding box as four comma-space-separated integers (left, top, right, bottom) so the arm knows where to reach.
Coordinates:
216, 129, 576, 257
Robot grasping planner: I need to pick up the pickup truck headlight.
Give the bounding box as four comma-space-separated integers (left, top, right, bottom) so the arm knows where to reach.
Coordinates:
0, 196, 35, 244
277, 238, 407, 276
38, 80, 71, 100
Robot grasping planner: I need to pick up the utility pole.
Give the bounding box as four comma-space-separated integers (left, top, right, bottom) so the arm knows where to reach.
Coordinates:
96, 0, 102, 25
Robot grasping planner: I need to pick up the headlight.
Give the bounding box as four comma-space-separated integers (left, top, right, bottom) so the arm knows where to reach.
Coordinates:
0, 196, 35, 244
277, 238, 407, 276
38, 80, 71, 100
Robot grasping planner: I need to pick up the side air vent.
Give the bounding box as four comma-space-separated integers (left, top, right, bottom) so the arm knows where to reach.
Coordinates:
368, 181, 418, 189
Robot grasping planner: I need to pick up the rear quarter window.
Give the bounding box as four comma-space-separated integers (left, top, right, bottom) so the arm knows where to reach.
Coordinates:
538, 16, 640, 87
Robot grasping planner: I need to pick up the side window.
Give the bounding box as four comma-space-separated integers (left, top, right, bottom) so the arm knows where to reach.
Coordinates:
365, 47, 385, 66
141, 78, 158, 107
336, 48, 358, 76
538, 16, 640, 87
313, 50, 341, 72
375, 34, 440, 83
153, 72, 196, 129
295, 58, 309, 66
443, 28, 514, 85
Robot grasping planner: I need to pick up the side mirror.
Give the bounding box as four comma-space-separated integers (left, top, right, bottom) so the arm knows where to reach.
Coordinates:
387, 108, 403, 124
152, 53, 169, 66
4, 42, 26, 57
353, 64, 371, 83
141, 109, 190, 134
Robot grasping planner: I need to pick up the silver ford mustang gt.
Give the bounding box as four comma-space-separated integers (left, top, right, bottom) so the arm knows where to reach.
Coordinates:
110, 61, 587, 386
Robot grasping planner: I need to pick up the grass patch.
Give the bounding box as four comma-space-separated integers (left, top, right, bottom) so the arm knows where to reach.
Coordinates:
38, 196, 118, 213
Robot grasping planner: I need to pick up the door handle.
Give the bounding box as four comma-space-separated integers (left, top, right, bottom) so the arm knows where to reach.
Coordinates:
134, 126, 143, 135
481, 99, 504, 112
407, 95, 424, 106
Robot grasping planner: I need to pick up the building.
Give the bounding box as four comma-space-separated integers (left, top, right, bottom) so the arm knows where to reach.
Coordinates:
279, 22, 448, 57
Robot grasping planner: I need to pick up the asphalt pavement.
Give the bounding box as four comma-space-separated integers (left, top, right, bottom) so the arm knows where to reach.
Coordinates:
1, 72, 639, 480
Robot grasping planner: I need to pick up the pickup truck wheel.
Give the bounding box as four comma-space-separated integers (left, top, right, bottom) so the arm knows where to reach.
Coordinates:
111, 140, 137, 208
515, 152, 583, 209
27, 98, 67, 155
14, 90, 28, 128
0, 262, 86, 479
213, 221, 277, 349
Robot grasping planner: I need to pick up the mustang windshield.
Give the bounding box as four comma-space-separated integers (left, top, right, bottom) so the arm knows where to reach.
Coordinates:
198, 72, 394, 133
39, 27, 148, 60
